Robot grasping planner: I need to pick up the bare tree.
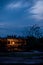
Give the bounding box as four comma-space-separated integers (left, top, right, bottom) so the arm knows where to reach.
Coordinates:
22, 24, 42, 38
29, 24, 42, 38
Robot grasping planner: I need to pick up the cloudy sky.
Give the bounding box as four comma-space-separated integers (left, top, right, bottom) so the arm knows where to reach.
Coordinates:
0, 0, 43, 37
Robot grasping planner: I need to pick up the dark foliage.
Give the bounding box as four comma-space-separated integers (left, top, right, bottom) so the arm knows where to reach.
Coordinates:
0, 24, 43, 52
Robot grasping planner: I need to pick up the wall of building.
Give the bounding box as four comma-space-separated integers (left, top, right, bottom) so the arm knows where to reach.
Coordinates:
0, 38, 27, 51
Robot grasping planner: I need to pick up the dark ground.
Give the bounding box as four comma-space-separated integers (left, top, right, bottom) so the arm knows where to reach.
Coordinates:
0, 50, 43, 64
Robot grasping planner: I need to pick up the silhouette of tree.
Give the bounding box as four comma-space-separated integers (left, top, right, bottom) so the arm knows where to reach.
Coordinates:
22, 24, 43, 51
29, 24, 42, 38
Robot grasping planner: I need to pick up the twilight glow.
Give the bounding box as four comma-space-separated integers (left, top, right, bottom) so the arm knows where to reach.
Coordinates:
0, 0, 43, 37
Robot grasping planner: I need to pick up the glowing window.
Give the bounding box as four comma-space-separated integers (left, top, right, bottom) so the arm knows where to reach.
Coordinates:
12, 41, 15, 45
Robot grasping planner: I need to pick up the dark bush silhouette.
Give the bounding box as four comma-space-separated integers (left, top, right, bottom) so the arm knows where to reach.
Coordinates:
0, 24, 43, 52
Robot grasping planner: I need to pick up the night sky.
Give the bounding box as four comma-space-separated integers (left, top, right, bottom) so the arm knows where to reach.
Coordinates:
0, 0, 43, 37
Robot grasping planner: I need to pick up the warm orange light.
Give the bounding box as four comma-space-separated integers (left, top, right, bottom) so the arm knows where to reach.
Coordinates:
12, 42, 15, 45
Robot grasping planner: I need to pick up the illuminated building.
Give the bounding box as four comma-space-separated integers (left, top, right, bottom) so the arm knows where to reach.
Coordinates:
0, 38, 27, 51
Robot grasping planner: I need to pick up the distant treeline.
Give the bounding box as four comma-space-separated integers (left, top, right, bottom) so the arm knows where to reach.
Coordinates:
0, 24, 43, 52
0, 36, 43, 52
